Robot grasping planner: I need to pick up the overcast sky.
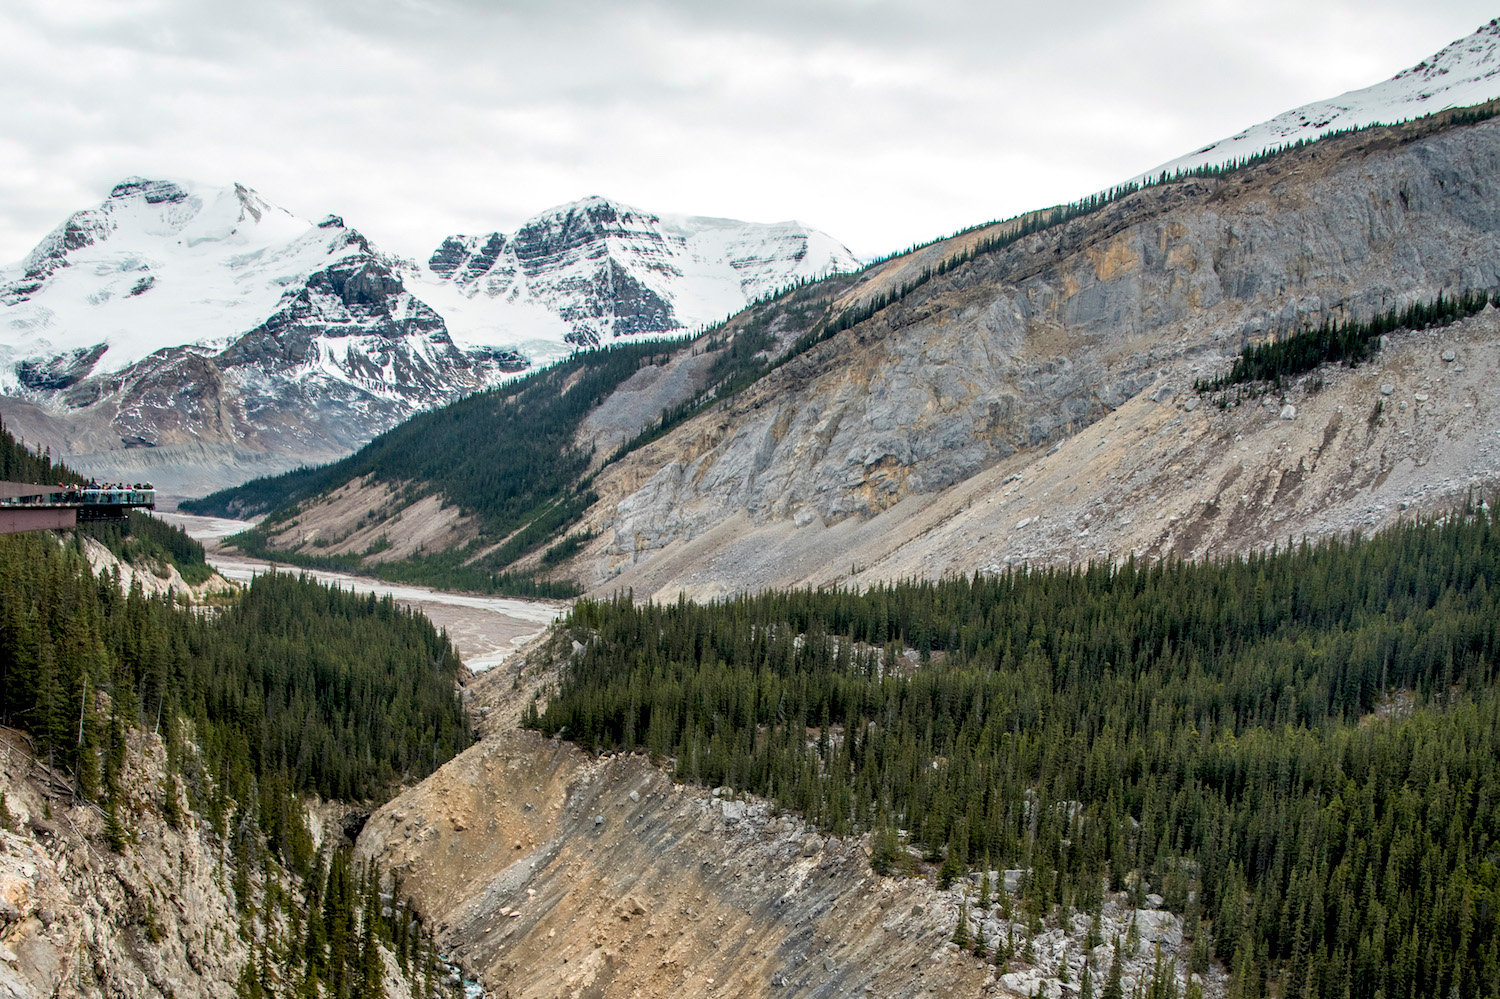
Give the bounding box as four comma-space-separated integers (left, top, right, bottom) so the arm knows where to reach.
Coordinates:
2, 1, 1495, 263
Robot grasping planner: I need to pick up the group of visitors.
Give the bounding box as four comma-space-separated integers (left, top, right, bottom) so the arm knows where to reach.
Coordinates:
55, 481, 154, 494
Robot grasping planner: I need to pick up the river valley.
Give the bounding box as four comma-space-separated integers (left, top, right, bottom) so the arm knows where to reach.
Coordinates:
162, 512, 565, 673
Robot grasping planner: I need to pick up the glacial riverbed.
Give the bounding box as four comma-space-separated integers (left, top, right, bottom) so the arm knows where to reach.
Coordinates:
163, 513, 564, 673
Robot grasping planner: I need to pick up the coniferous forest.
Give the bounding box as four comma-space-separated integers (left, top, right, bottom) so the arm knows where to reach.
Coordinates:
534, 507, 1500, 999
1196, 289, 1495, 396
0, 529, 470, 818
0, 531, 471, 997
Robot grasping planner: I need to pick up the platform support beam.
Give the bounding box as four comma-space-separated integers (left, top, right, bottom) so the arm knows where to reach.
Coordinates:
0, 507, 78, 535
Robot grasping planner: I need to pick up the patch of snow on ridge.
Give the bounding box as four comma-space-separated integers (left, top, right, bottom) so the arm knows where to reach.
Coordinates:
1137, 18, 1500, 182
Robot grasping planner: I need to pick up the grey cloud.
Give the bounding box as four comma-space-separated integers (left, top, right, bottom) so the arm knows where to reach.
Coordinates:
1, 0, 1496, 263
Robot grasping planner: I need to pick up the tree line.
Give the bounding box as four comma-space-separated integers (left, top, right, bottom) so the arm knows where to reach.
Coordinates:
794, 99, 1500, 388
0, 414, 79, 485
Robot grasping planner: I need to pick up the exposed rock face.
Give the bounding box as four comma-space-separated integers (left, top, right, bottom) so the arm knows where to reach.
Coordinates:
75, 533, 229, 604
0, 729, 250, 999
0, 725, 427, 999
569, 115, 1500, 598
14, 345, 108, 393
418, 195, 860, 350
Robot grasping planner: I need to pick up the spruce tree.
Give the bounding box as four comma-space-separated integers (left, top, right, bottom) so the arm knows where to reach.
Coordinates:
953, 897, 971, 948
1103, 940, 1124, 999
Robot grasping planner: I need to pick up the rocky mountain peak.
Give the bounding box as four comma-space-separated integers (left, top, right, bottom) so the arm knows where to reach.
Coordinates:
0, 179, 852, 495
418, 194, 858, 355
513, 195, 661, 259
109, 176, 189, 204
0, 179, 532, 495
1398, 17, 1500, 83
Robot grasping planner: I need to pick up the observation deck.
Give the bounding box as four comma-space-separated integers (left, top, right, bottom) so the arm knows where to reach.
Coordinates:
0, 482, 156, 534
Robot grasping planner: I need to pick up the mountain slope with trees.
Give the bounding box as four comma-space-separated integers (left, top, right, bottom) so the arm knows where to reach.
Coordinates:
535, 507, 1500, 999
0, 420, 473, 998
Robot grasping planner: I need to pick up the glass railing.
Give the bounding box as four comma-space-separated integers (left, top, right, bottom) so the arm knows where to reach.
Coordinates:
0, 487, 156, 507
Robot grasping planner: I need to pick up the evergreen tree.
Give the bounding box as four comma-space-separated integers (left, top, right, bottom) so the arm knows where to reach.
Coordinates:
1103, 941, 1125, 999
953, 897, 971, 948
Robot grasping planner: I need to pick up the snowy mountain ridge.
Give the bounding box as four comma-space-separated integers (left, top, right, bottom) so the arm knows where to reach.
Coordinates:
0, 177, 364, 382
417, 194, 860, 363
0, 180, 855, 494
1138, 18, 1500, 181
0, 177, 529, 494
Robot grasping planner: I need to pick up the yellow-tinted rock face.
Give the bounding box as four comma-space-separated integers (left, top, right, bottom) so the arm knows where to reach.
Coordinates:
358, 679, 995, 999
1086, 238, 1141, 282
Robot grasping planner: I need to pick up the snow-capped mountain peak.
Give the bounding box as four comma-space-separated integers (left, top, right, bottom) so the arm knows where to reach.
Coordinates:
1139, 18, 1500, 181
0, 178, 530, 494
418, 194, 859, 362
0, 177, 371, 376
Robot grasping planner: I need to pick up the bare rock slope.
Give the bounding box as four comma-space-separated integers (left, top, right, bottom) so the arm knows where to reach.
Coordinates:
566, 112, 1500, 599
242, 111, 1500, 601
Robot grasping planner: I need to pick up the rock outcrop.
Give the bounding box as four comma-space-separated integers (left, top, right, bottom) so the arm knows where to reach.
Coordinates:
0, 724, 430, 999
416, 195, 859, 350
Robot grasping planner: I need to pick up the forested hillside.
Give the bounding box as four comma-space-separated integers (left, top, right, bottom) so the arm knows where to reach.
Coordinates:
182, 341, 667, 523
0, 531, 470, 819
535, 508, 1500, 999
182, 340, 677, 595
80, 510, 214, 584
1196, 289, 1496, 396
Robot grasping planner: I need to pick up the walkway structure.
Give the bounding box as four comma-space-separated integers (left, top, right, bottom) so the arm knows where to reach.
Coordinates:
0, 482, 156, 534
